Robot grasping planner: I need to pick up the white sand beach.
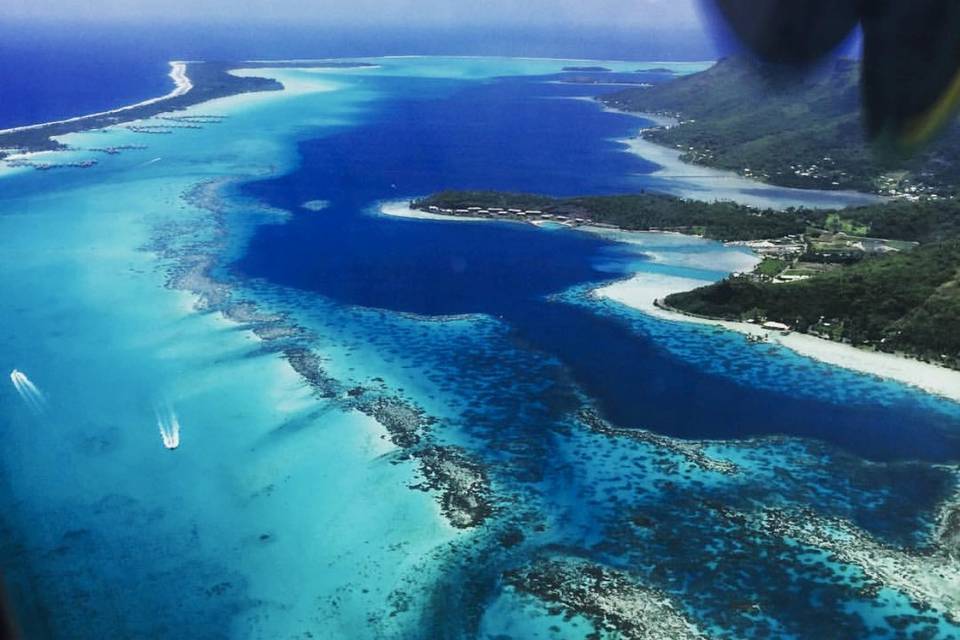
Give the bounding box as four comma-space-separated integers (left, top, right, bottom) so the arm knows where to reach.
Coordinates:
596, 272, 960, 403
379, 200, 496, 222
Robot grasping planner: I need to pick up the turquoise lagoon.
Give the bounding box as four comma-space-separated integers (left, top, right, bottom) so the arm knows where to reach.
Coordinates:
1, 58, 959, 639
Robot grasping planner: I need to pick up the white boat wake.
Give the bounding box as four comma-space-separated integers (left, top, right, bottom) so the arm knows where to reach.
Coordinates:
10, 369, 46, 413
156, 405, 182, 450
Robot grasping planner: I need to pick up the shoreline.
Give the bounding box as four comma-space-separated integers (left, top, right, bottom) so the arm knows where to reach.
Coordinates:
0, 61, 193, 137
0, 61, 283, 159
379, 200, 960, 403
0, 60, 372, 159
594, 272, 960, 404
379, 200, 506, 223
597, 104, 883, 210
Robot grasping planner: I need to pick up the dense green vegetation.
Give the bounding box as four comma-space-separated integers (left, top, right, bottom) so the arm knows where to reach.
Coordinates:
415, 191, 556, 211
600, 56, 960, 196
413, 191, 811, 241
755, 258, 790, 279
665, 240, 960, 365
831, 199, 960, 243
422, 57, 960, 367
664, 199, 960, 365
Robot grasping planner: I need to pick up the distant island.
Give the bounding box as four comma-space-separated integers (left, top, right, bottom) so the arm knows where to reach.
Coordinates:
639, 67, 677, 74
0, 60, 377, 159
559, 76, 652, 86
562, 66, 612, 72
600, 56, 960, 197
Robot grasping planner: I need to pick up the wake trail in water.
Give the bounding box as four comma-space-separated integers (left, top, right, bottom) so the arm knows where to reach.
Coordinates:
10, 369, 46, 413
156, 404, 181, 450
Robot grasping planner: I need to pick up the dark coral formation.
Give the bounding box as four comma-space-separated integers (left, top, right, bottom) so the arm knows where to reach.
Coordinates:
577, 407, 740, 475
411, 446, 494, 529
505, 557, 706, 639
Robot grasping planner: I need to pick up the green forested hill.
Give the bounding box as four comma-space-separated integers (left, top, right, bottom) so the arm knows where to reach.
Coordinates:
600, 57, 960, 196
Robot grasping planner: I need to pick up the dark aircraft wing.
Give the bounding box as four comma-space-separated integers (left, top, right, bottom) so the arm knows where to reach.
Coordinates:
711, 0, 960, 150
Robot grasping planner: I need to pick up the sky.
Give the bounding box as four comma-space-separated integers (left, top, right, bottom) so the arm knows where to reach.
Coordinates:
3, 0, 707, 30
1, 0, 720, 61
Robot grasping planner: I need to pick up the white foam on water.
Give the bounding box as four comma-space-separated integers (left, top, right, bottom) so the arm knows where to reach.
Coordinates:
10, 368, 46, 413
155, 404, 182, 450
